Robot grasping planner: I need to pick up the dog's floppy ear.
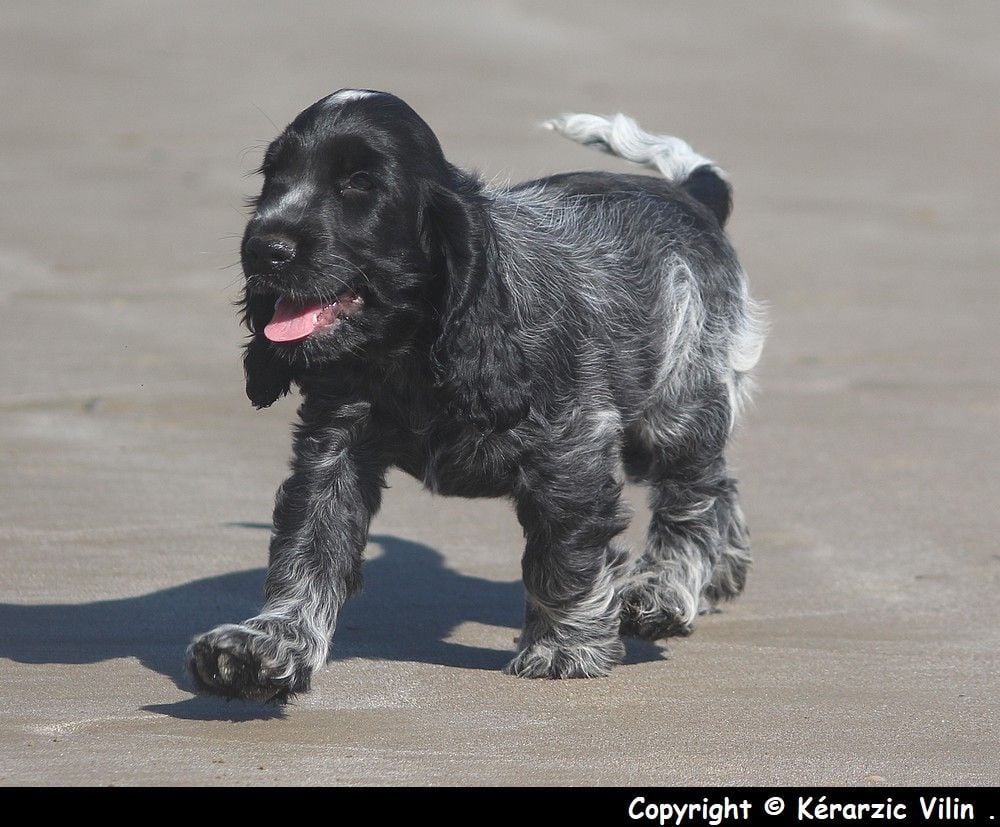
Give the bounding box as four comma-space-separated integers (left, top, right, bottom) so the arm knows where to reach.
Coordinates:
423, 180, 530, 431
240, 293, 292, 409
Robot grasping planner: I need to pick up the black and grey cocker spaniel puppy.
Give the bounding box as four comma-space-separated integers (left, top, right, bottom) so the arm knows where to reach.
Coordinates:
188, 89, 765, 701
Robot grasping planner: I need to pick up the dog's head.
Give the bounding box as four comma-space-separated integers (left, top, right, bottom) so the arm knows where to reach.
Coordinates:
239, 89, 528, 428
240, 90, 443, 397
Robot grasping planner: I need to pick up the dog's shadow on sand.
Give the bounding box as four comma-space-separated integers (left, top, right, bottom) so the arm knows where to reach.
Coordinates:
0, 532, 665, 720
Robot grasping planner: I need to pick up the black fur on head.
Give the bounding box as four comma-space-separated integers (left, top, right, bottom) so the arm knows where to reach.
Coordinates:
239, 88, 528, 427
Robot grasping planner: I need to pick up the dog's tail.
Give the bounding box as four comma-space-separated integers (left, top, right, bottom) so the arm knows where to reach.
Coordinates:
544, 112, 732, 226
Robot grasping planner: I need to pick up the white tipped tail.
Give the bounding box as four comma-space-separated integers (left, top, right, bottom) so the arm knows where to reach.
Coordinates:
544, 112, 726, 184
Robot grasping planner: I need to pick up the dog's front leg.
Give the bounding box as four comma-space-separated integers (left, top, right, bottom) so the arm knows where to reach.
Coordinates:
506, 440, 630, 678
188, 400, 385, 702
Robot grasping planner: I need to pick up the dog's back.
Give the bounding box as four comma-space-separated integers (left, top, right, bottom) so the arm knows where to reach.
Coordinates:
498, 114, 763, 439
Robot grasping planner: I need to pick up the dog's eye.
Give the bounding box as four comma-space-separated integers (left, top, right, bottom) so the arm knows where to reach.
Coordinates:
344, 172, 374, 192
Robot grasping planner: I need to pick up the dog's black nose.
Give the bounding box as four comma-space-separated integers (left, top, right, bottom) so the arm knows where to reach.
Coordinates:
244, 234, 297, 271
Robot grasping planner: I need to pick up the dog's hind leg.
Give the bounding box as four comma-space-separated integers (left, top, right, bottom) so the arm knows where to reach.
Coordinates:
701, 484, 751, 608
506, 421, 630, 678
619, 392, 751, 639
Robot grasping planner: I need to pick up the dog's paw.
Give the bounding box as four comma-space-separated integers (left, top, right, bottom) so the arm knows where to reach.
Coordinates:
187, 623, 312, 703
618, 589, 694, 640
503, 638, 623, 679
617, 578, 697, 640
618, 609, 693, 640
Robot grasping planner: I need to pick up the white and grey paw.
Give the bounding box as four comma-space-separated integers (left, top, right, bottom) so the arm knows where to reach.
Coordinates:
187, 622, 317, 703
503, 637, 624, 679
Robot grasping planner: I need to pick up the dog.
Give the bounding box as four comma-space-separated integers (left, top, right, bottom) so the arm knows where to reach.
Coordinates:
188, 89, 765, 701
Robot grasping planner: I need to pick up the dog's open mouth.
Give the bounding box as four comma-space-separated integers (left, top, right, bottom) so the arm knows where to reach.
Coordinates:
263, 291, 364, 343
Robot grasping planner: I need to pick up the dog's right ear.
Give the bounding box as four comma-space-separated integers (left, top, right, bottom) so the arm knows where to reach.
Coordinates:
239, 293, 292, 409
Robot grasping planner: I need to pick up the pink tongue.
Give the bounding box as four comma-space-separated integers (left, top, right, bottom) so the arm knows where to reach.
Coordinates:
264, 298, 326, 343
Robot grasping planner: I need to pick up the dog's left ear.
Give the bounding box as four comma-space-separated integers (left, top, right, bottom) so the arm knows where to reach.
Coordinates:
422, 180, 530, 431
240, 294, 292, 409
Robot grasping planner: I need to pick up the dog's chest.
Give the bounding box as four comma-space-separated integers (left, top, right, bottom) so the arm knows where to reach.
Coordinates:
411, 425, 523, 498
